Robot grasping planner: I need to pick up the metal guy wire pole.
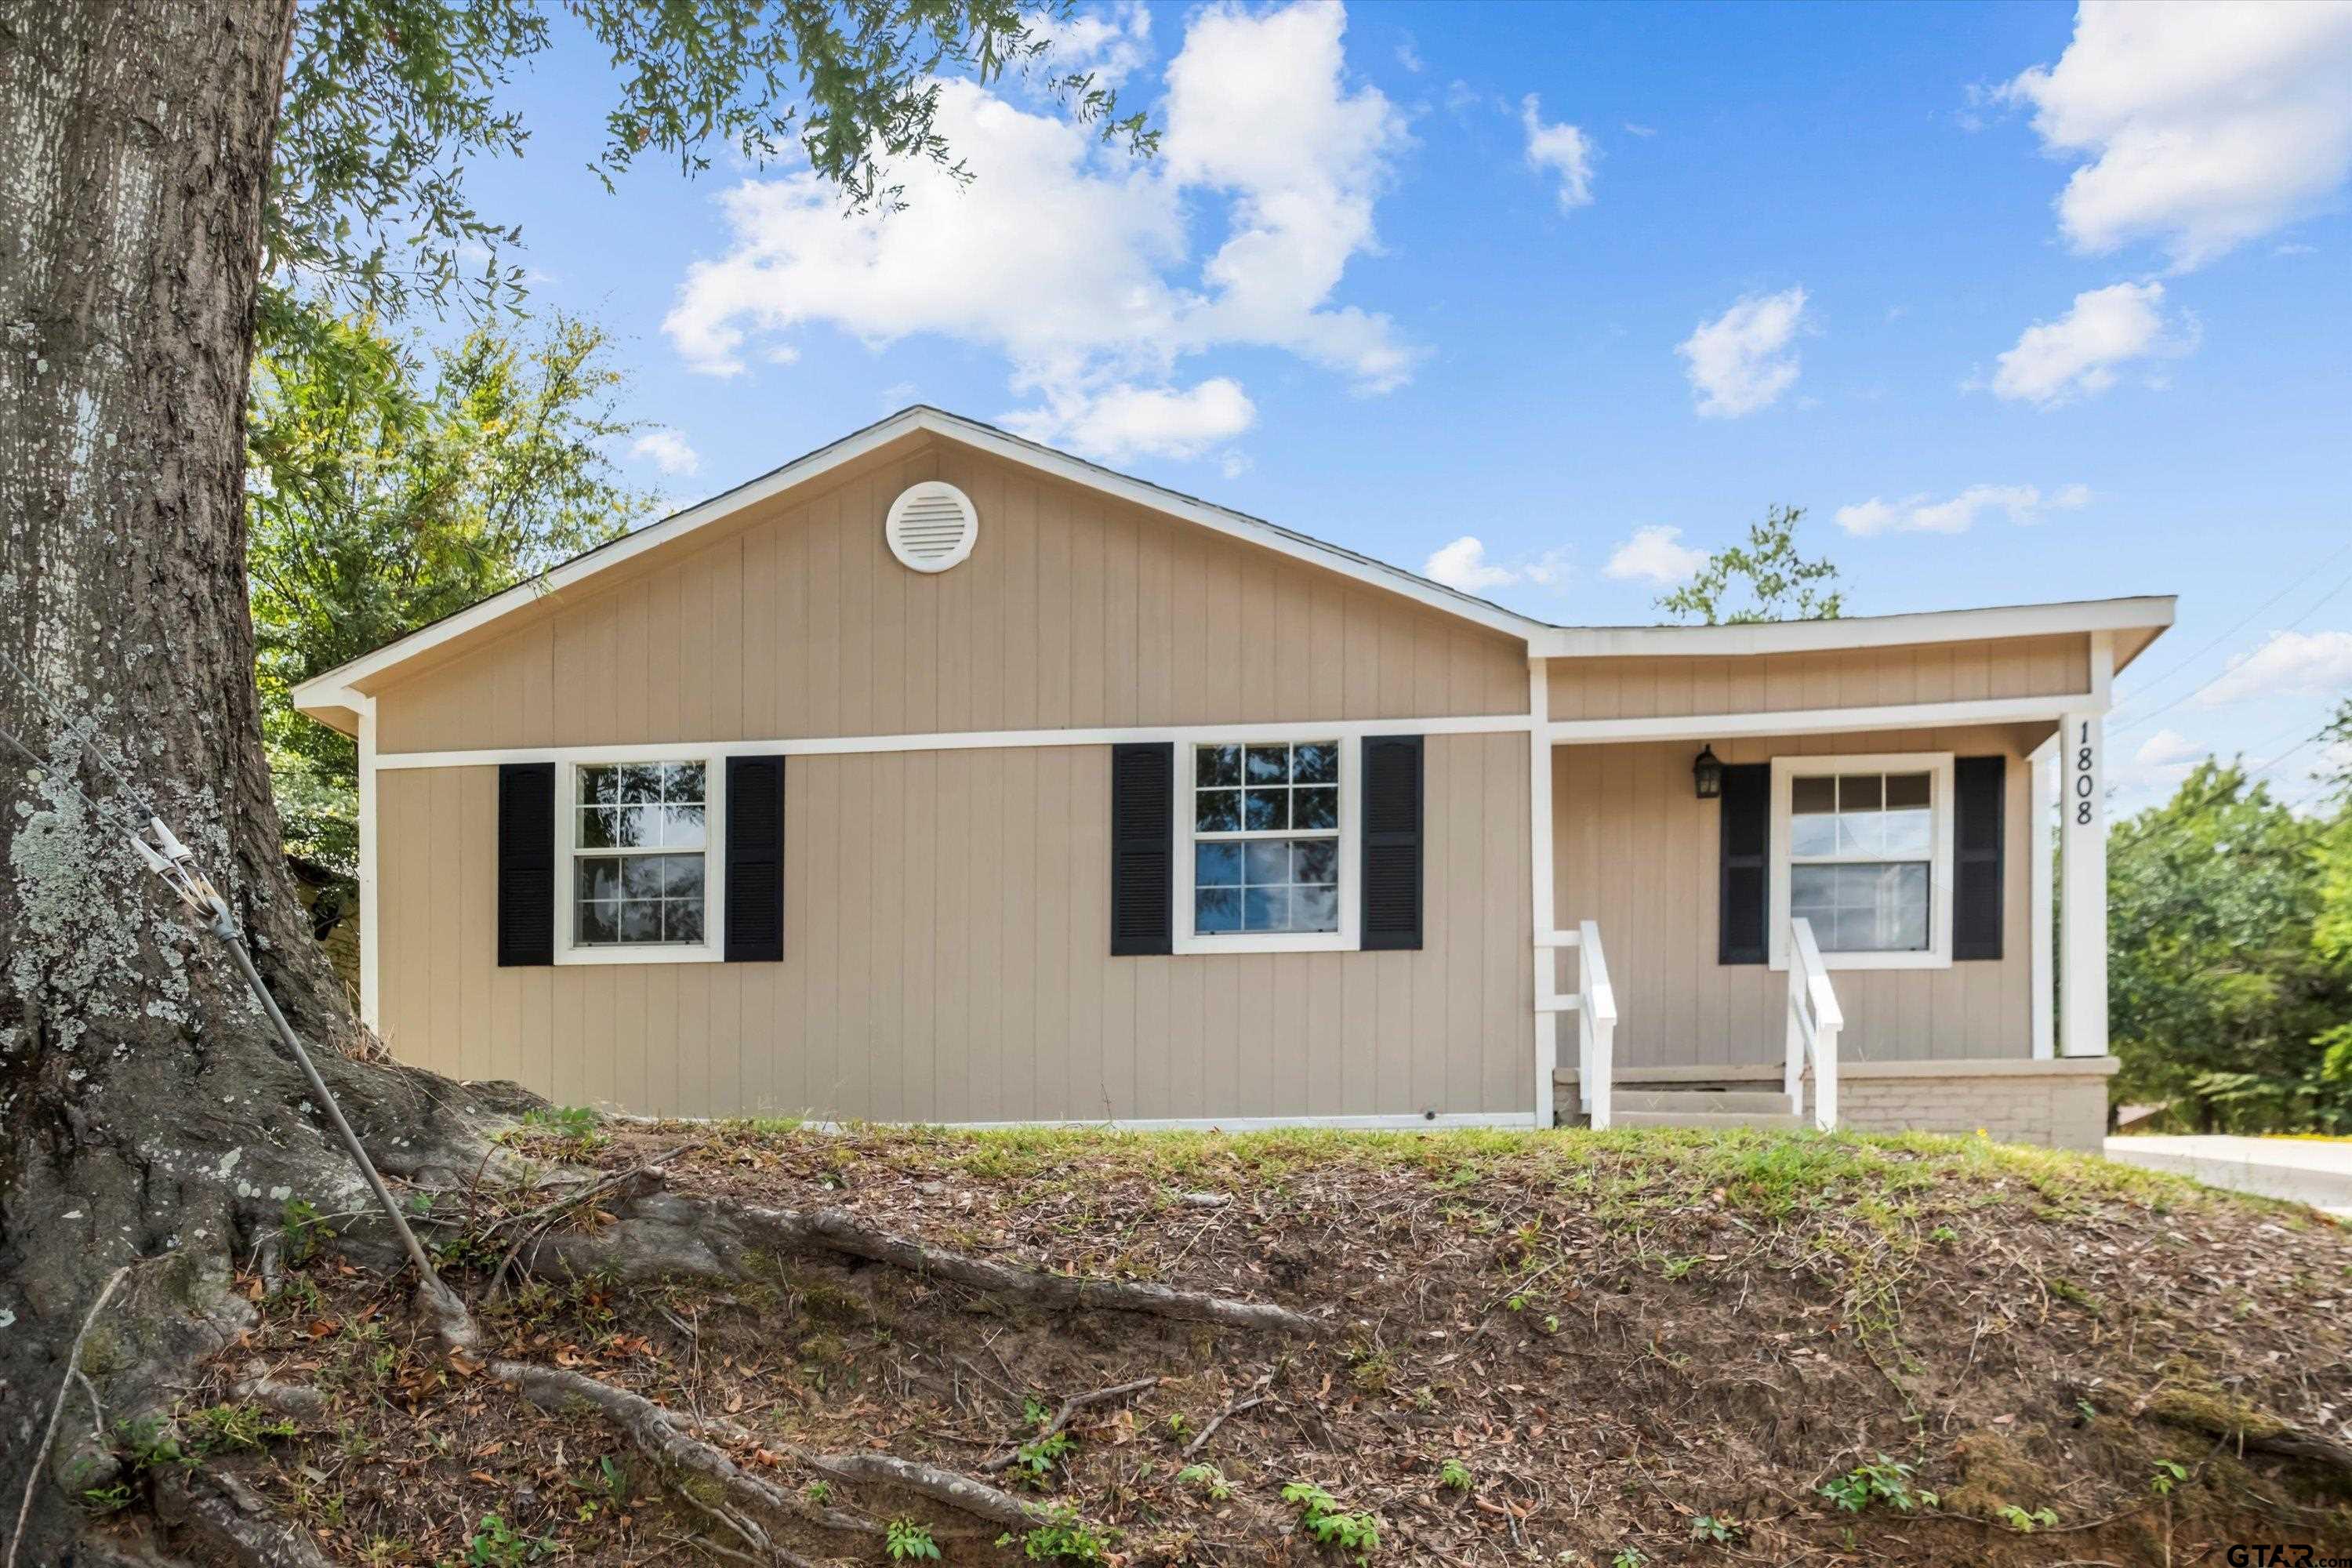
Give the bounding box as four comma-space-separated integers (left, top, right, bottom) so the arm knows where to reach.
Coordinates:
124, 815, 465, 1323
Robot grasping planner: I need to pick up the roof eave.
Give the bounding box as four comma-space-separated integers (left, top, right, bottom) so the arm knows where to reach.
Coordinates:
1526, 595, 2176, 662
290, 405, 1548, 722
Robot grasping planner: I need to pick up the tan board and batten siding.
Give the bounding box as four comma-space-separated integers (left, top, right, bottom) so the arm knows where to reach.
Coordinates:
370, 435, 1536, 1122
371, 437, 1529, 751
1545, 637, 2089, 719
1550, 724, 2054, 1071
378, 740, 1533, 1122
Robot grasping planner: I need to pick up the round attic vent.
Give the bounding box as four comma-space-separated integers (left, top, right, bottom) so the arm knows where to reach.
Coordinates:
885, 481, 979, 573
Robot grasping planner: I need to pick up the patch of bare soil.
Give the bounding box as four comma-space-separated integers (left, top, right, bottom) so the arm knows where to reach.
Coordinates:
138, 1123, 2352, 1566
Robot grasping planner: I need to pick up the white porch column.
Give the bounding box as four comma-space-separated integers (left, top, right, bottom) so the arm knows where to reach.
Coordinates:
1528, 659, 1556, 1127
2030, 735, 2056, 1061
2059, 633, 2113, 1058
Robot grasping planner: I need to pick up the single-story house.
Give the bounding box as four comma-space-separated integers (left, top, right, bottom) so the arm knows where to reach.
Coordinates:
292, 406, 2171, 1149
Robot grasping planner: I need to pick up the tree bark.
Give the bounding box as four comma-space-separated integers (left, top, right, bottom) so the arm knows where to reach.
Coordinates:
0, 2, 481, 1556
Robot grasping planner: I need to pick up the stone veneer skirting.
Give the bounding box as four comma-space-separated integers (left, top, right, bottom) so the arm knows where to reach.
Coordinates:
1552, 1057, 2121, 1152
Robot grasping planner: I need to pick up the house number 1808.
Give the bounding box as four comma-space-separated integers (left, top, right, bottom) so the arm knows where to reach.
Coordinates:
2073, 721, 2096, 826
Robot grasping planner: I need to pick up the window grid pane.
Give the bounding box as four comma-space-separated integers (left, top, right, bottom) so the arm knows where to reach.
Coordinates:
1788, 768, 1934, 955
1192, 741, 1341, 935
573, 762, 709, 947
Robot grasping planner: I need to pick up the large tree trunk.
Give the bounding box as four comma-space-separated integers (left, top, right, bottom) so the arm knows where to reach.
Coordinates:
0, 3, 482, 1556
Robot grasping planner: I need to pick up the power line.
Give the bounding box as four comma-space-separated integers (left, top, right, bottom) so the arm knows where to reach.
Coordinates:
2111, 561, 2352, 737
2107, 532, 2352, 724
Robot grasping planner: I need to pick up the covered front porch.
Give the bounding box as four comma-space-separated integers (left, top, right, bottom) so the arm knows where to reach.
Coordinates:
1521, 609, 2151, 1151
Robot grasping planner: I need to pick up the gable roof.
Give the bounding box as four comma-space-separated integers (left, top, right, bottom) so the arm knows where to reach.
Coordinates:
292, 404, 2173, 724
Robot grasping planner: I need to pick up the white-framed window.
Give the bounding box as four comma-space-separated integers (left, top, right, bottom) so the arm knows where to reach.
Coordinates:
1769, 752, 1953, 971
555, 755, 727, 964
1173, 735, 1361, 955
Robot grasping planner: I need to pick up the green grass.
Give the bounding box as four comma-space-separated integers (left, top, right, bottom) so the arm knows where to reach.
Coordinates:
696, 1119, 2231, 1226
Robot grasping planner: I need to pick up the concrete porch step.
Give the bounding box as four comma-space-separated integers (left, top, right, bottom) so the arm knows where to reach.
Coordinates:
1615, 1089, 1795, 1116
1614, 1109, 1807, 1131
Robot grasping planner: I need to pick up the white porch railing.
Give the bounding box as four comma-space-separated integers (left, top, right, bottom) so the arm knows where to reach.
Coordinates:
1537, 921, 1617, 1129
1785, 916, 1843, 1131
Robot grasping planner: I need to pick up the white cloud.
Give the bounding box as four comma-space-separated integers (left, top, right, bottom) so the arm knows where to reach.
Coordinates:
1984, 281, 2197, 406
2134, 728, 2204, 768
1020, 377, 1255, 461
1835, 482, 2090, 536
2116, 725, 2206, 795
1394, 34, 1422, 73
1602, 525, 1708, 586
1676, 287, 1807, 417
630, 429, 701, 477
1031, 2, 1152, 90
2001, 1, 2352, 270
2197, 630, 2352, 707
1621, 122, 1657, 138
1422, 535, 1568, 594
1520, 94, 1595, 210
663, 2, 1413, 462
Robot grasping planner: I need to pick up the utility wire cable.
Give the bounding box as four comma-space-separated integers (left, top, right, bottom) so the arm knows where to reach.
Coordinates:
2111, 562, 2352, 736
2106, 532, 2352, 724
0, 644, 162, 822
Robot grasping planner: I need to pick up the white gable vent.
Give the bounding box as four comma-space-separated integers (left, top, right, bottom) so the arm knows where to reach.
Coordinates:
885, 481, 979, 573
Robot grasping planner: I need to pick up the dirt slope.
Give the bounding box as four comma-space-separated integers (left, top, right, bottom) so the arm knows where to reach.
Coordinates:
155, 1123, 2352, 1566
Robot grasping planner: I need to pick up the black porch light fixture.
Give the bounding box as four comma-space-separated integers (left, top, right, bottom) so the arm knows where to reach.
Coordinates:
1692, 745, 1724, 800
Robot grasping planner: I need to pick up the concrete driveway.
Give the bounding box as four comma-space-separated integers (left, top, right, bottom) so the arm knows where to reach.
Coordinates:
2103, 1134, 2352, 1215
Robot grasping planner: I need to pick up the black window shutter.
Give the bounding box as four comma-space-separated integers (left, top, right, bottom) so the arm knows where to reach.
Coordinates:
496, 761, 556, 967
1718, 762, 1769, 966
725, 754, 786, 963
1360, 735, 1425, 951
1109, 742, 1174, 956
1952, 755, 2005, 961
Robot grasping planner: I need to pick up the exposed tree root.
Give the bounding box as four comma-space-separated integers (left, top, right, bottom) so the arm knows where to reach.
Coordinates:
162, 1471, 336, 1568
800, 1452, 1047, 1530
2159, 1407, 2352, 1479
752, 1203, 1330, 1336
514, 1181, 1334, 1338
668, 1481, 824, 1568
493, 1363, 880, 1539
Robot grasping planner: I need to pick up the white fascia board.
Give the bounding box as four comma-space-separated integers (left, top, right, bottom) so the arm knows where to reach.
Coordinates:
1526, 596, 2175, 660
292, 406, 1548, 717
1547, 692, 2081, 745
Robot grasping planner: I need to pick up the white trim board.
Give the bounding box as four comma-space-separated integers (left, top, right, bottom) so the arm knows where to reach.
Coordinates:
355, 695, 380, 1031
1546, 692, 2092, 745
1529, 596, 2174, 660
370, 713, 1537, 771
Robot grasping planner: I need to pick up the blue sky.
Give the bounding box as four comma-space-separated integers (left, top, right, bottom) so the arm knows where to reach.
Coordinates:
456, 1, 2352, 811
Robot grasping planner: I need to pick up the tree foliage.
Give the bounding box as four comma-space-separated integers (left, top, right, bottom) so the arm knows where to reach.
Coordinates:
249, 308, 655, 866
1657, 504, 1845, 625
267, 0, 1153, 329
2107, 758, 2352, 1132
